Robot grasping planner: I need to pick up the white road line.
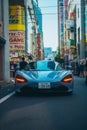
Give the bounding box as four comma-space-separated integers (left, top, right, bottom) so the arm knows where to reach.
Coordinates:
0, 91, 15, 104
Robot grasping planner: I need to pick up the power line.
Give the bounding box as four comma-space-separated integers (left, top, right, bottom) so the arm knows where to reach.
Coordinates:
9, 2, 86, 11
9, 11, 87, 17
38, 3, 86, 8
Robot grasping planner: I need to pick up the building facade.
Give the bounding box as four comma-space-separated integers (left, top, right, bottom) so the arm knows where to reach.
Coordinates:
9, 0, 28, 60
0, 0, 42, 82
58, 0, 64, 59
0, 0, 10, 82
58, 0, 87, 65
29, 0, 44, 60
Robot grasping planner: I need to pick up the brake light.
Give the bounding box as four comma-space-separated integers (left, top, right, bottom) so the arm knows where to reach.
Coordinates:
62, 75, 73, 83
16, 76, 27, 83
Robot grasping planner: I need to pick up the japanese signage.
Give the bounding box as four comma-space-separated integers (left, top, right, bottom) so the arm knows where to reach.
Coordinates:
70, 12, 75, 19
37, 33, 41, 60
9, 6, 25, 24
10, 44, 25, 51
9, 6, 25, 31
9, 31, 25, 44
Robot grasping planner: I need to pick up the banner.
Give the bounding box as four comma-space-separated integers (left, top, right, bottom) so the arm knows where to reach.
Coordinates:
70, 12, 75, 19
37, 34, 41, 60
9, 31, 25, 44
10, 44, 25, 51
9, 6, 25, 31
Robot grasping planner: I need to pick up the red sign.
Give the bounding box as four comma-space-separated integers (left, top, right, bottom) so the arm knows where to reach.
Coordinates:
70, 12, 75, 19
37, 34, 41, 60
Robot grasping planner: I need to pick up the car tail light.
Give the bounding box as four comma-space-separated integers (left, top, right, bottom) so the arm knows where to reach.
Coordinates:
16, 76, 27, 83
62, 75, 73, 83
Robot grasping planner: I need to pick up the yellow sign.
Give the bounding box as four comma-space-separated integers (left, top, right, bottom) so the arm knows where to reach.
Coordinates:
9, 6, 25, 31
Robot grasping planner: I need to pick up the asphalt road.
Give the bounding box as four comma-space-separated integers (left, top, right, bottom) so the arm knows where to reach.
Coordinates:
0, 76, 87, 130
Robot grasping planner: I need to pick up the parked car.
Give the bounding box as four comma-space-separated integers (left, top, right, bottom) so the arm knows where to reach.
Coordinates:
15, 60, 74, 95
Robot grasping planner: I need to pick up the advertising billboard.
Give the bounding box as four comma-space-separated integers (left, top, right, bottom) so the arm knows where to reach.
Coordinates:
9, 6, 25, 31
10, 44, 25, 51
9, 31, 25, 44
70, 12, 75, 19
37, 33, 41, 60
9, 31, 25, 51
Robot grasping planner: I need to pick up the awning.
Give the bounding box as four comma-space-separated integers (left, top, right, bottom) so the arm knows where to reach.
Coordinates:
0, 36, 6, 45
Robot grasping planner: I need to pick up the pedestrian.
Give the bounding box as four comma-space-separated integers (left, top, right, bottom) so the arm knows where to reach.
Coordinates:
13, 61, 17, 77
29, 61, 35, 69
79, 61, 84, 77
10, 61, 15, 78
76, 62, 80, 76
19, 57, 28, 70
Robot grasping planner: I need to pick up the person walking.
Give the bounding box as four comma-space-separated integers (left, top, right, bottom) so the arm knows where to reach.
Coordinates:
79, 61, 84, 77
76, 62, 80, 76
13, 61, 17, 77
19, 57, 28, 70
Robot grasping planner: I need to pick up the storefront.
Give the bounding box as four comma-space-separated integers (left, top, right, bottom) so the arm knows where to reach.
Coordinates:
0, 36, 6, 80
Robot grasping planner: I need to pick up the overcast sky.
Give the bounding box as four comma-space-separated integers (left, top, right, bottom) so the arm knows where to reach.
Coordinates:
38, 0, 58, 51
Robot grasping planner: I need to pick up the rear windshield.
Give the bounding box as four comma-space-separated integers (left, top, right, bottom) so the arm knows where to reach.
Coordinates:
29, 60, 63, 71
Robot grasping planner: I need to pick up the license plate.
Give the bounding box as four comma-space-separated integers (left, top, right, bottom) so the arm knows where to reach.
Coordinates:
38, 82, 51, 89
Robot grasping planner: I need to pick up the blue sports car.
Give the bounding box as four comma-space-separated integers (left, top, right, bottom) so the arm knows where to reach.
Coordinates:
15, 60, 74, 95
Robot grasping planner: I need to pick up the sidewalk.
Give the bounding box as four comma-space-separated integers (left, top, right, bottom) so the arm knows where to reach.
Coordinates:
0, 78, 15, 99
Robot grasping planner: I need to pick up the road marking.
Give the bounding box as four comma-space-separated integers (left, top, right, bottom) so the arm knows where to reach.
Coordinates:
0, 91, 15, 104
